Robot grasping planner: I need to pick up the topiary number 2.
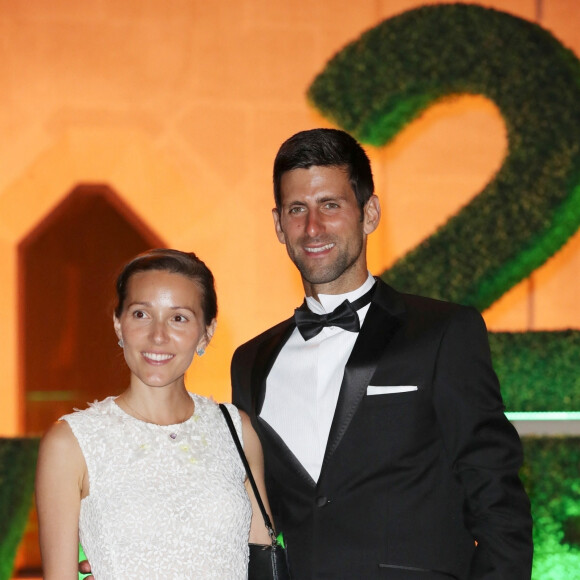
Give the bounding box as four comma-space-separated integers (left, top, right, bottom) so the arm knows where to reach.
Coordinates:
307, 4, 580, 412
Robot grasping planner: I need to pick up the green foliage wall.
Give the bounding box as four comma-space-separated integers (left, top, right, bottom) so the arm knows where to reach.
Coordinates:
0, 438, 38, 580
490, 331, 580, 412
521, 437, 580, 579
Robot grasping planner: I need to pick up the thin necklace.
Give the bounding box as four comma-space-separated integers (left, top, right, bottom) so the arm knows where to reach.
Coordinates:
121, 395, 193, 441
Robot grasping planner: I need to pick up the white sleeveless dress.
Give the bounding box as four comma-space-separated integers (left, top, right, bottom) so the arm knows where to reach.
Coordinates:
62, 393, 251, 579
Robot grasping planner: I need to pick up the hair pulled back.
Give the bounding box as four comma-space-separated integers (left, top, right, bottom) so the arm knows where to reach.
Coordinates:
114, 249, 217, 327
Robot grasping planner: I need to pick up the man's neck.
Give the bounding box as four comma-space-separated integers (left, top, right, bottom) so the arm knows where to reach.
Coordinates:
303, 271, 372, 302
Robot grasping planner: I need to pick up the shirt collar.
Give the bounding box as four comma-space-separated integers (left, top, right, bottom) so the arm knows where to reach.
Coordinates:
305, 273, 376, 315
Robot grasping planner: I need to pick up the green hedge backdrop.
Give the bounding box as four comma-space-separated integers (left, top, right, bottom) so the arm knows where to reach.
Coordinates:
0, 439, 38, 580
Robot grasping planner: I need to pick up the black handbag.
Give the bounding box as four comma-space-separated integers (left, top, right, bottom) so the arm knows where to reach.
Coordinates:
219, 404, 291, 580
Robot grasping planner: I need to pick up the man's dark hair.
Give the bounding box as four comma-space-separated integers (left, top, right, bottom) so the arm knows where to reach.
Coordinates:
273, 128, 374, 212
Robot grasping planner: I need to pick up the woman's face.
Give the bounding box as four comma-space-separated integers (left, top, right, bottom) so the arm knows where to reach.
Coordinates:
114, 269, 215, 390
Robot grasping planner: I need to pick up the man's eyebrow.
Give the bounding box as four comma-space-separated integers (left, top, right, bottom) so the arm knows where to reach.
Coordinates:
317, 195, 343, 203
285, 194, 345, 206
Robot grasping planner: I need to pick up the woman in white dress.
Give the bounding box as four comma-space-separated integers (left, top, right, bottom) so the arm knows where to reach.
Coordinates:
35, 249, 273, 579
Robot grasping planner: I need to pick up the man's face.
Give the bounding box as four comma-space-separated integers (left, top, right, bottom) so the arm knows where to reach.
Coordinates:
273, 165, 380, 296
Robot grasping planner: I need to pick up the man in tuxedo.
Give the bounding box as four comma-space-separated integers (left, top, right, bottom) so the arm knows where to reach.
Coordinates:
231, 128, 533, 579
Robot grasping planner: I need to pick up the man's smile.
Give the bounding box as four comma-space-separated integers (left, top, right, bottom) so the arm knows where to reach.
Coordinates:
304, 243, 335, 254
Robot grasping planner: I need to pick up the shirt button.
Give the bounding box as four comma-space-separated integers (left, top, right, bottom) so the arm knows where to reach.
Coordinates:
316, 496, 329, 507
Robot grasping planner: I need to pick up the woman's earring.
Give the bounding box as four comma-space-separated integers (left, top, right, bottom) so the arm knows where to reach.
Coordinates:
196, 347, 205, 356
118, 339, 124, 348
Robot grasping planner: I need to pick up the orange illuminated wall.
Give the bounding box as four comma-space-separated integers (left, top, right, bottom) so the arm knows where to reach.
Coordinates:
0, 0, 579, 437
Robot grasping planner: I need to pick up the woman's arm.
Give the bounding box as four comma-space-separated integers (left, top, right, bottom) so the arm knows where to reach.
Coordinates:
35, 420, 87, 580
239, 410, 275, 544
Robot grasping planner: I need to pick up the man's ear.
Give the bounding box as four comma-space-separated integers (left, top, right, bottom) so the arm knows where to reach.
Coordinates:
272, 208, 286, 244
362, 195, 381, 235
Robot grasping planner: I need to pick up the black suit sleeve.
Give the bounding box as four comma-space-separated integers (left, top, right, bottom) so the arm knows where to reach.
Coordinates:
231, 346, 251, 414
432, 306, 533, 579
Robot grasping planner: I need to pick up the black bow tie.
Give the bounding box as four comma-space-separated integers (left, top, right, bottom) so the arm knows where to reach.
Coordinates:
294, 282, 376, 341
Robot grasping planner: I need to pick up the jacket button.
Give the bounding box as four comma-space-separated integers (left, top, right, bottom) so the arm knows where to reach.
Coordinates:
316, 496, 329, 507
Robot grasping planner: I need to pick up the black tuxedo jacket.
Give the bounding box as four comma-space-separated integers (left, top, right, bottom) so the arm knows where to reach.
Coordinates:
231, 280, 533, 579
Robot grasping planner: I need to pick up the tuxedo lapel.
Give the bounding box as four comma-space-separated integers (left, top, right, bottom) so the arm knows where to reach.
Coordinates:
258, 416, 317, 487
320, 282, 405, 475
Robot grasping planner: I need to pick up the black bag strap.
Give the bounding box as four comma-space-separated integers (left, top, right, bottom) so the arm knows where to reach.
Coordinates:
219, 404, 277, 545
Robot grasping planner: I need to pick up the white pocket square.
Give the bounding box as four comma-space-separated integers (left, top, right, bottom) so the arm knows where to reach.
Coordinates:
367, 385, 418, 395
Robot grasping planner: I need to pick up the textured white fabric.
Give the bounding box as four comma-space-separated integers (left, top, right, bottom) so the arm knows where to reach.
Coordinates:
260, 273, 375, 481
62, 393, 251, 580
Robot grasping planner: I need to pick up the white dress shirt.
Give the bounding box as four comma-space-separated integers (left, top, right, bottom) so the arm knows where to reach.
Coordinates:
260, 273, 376, 482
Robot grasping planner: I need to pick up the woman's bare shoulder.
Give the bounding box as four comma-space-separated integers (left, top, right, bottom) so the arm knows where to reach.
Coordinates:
39, 420, 79, 457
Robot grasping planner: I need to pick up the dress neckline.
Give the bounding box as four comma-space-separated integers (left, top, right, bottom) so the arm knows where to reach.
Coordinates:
111, 392, 197, 428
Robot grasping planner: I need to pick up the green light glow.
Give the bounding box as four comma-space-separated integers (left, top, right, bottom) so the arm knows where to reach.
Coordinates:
27, 390, 78, 402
